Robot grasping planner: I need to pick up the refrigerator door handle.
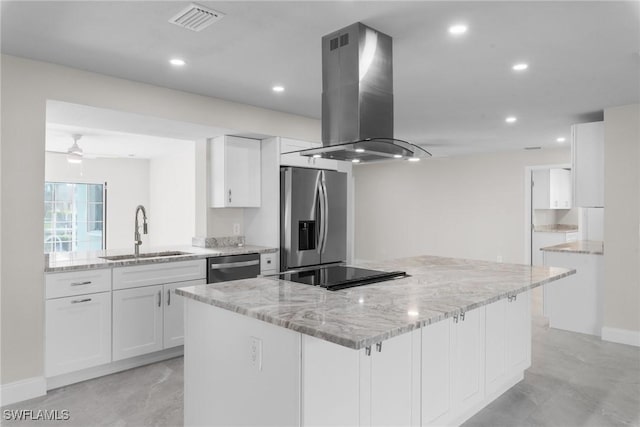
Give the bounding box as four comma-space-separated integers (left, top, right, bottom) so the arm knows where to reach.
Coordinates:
321, 175, 329, 254
317, 171, 327, 254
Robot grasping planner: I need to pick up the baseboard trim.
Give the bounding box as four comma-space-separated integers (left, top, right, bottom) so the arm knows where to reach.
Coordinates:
47, 346, 184, 391
0, 376, 47, 407
601, 327, 640, 347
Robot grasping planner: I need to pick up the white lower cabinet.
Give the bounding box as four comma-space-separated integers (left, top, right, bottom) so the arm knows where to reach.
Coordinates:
485, 291, 531, 398
422, 307, 486, 426
113, 285, 164, 361
113, 278, 206, 360
367, 332, 415, 427
46, 291, 111, 377
163, 279, 205, 348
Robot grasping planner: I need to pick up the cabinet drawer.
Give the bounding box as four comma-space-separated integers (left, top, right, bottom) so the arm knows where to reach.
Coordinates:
46, 268, 111, 299
113, 260, 206, 290
260, 252, 277, 274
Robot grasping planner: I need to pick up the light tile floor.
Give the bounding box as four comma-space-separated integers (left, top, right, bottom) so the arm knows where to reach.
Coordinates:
3, 315, 639, 426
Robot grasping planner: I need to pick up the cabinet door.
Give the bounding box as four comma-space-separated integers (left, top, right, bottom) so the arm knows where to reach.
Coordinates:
163, 279, 205, 349
211, 136, 261, 208
370, 332, 414, 427
485, 299, 508, 396
532, 169, 551, 209
113, 285, 163, 361
451, 307, 485, 413
422, 319, 452, 426
225, 136, 261, 207
572, 122, 604, 207
46, 292, 111, 377
506, 291, 531, 372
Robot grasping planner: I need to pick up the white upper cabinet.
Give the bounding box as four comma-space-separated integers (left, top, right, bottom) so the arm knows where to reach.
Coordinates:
211, 135, 261, 208
280, 138, 339, 170
532, 168, 572, 209
572, 121, 604, 207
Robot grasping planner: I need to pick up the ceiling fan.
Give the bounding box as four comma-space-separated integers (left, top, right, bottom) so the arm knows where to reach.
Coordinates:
66, 134, 83, 164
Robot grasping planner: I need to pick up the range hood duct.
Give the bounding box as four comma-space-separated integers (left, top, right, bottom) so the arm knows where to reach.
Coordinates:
299, 22, 430, 163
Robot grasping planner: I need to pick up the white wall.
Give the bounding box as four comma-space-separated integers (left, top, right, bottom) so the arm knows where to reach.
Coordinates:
148, 143, 196, 247
603, 104, 640, 336
45, 152, 150, 250
354, 148, 571, 263
0, 54, 319, 387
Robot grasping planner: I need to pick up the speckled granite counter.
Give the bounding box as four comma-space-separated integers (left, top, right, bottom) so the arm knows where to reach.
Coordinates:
176, 255, 574, 349
540, 240, 604, 255
45, 244, 277, 272
534, 224, 579, 233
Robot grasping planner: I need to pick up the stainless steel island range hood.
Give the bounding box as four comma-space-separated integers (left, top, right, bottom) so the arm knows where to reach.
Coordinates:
298, 22, 431, 163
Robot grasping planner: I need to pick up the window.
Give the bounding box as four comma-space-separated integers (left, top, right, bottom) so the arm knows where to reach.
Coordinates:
44, 182, 106, 253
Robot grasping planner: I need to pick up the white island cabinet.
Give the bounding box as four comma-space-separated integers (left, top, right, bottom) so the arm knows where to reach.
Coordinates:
182, 291, 532, 427
178, 254, 571, 427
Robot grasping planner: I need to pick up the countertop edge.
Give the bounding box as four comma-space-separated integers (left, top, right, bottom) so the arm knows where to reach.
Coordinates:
45, 246, 278, 273
176, 267, 576, 350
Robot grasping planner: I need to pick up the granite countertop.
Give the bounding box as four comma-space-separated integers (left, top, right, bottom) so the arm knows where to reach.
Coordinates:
45, 244, 278, 272
540, 240, 604, 255
533, 224, 579, 233
176, 255, 574, 350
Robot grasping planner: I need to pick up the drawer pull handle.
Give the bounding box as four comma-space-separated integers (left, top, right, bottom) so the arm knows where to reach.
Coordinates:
71, 298, 92, 304
167, 289, 171, 306
70, 281, 92, 286
158, 290, 162, 307
460, 311, 466, 321
376, 342, 382, 352
365, 346, 372, 356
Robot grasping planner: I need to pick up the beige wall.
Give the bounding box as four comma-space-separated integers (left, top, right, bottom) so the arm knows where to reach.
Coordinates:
0, 55, 319, 385
603, 104, 640, 333
354, 148, 570, 263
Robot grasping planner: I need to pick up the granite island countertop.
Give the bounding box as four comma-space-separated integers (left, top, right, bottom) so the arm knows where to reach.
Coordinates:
176, 255, 574, 350
45, 244, 278, 272
540, 240, 604, 255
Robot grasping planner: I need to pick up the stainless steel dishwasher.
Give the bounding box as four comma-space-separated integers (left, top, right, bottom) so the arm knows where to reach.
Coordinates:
206, 253, 261, 283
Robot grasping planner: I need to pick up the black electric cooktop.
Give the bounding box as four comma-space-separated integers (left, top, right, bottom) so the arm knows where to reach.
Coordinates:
278, 266, 408, 291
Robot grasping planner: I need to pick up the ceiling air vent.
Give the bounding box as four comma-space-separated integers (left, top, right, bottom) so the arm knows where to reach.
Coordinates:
169, 3, 224, 32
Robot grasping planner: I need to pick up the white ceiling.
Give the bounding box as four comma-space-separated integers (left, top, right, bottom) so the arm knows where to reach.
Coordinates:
3, 1, 639, 157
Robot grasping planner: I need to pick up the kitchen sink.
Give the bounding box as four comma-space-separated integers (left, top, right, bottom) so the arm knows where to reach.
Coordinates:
100, 251, 193, 261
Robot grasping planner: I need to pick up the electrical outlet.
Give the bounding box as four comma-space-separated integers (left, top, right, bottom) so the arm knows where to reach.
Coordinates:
497, 255, 503, 263
249, 337, 262, 371
233, 223, 240, 235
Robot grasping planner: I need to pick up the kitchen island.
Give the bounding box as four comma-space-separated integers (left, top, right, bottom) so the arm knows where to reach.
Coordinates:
177, 255, 574, 427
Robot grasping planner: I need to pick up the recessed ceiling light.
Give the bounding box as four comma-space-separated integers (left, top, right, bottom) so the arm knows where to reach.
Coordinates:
408, 157, 420, 162
556, 137, 566, 143
505, 116, 517, 123
393, 154, 403, 159
512, 63, 529, 71
448, 24, 468, 35
272, 85, 285, 93
355, 148, 365, 153
169, 58, 186, 66
312, 154, 322, 158
352, 159, 361, 163
407, 310, 419, 316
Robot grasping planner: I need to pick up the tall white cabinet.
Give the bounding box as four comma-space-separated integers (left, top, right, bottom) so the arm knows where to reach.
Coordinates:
572, 121, 604, 207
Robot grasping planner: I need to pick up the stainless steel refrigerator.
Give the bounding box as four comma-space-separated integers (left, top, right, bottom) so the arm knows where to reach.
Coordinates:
280, 167, 347, 271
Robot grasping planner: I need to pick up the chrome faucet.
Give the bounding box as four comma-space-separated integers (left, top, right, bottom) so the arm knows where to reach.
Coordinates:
134, 205, 148, 257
